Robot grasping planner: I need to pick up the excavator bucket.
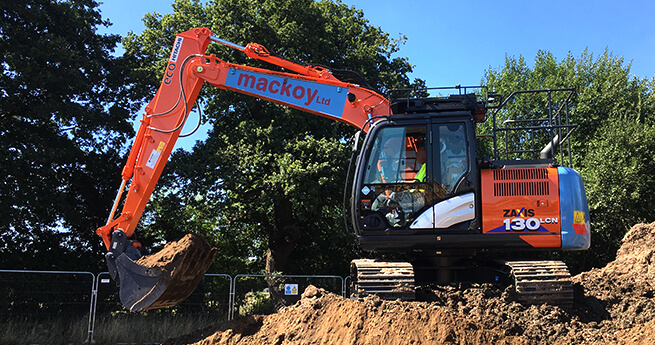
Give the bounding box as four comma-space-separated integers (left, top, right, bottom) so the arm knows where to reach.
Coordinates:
111, 233, 217, 312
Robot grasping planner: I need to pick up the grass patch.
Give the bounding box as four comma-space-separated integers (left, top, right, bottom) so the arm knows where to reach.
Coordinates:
0, 317, 90, 344
0, 313, 226, 344
92, 314, 222, 344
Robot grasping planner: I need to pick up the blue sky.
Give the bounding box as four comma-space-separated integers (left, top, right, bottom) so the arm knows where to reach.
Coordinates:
99, 0, 655, 85
98, 0, 655, 148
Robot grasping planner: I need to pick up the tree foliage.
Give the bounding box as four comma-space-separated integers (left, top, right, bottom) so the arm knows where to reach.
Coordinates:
2, 0, 652, 280
123, 0, 420, 276
0, 0, 138, 270
484, 50, 655, 270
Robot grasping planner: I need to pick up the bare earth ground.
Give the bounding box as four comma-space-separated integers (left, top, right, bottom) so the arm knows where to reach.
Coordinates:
165, 223, 655, 344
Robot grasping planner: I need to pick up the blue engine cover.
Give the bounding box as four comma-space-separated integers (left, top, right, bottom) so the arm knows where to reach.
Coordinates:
558, 167, 591, 250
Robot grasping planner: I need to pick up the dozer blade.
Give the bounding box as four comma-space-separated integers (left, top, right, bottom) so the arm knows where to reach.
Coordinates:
115, 233, 217, 312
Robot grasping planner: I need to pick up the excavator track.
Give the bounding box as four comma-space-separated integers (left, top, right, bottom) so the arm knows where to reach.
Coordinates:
350, 259, 415, 300
504, 260, 573, 306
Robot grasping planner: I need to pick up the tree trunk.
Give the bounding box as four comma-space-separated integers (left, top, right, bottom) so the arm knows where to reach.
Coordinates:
265, 197, 301, 310
265, 197, 301, 275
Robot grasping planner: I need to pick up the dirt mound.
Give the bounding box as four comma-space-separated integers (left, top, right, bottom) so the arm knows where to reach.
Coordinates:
135, 233, 214, 269
568, 222, 655, 343
128, 233, 216, 311
164, 223, 655, 345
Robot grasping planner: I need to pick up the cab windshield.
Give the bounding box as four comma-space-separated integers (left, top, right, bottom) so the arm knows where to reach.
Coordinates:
363, 127, 425, 184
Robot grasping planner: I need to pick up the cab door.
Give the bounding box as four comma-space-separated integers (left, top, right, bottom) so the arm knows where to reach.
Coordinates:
409, 121, 478, 230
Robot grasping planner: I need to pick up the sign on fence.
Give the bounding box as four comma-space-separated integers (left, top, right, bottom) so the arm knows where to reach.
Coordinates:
231, 274, 344, 319
285, 283, 299, 295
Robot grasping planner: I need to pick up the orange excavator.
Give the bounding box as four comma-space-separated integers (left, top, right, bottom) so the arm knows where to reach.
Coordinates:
97, 27, 591, 311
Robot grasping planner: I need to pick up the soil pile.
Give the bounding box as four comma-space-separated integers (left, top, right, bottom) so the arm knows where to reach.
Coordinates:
135, 233, 215, 269
569, 222, 655, 343
130, 234, 217, 311
164, 223, 655, 344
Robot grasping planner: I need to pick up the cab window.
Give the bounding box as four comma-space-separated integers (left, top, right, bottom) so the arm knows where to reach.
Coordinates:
437, 123, 468, 193
363, 127, 426, 184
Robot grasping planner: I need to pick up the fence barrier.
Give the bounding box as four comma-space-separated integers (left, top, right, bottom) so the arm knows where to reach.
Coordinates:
0, 270, 96, 344
0, 270, 350, 343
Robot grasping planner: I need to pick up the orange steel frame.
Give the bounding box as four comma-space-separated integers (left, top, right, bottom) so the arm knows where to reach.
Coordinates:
96, 27, 390, 249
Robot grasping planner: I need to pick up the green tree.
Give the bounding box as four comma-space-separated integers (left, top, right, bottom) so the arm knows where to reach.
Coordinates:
483, 50, 655, 271
122, 0, 420, 276
0, 0, 138, 270
581, 121, 655, 265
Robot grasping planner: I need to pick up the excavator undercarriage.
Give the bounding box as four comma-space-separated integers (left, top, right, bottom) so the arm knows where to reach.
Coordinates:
350, 259, 416, 300
504, 260, 573, 306
350, 258, 573, 306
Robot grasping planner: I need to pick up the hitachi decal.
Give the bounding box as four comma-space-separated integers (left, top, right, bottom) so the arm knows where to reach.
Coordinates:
169, 36, 184, 63
224, 68, 347, 117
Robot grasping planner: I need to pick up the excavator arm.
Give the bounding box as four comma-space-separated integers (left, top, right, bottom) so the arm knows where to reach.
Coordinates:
96, 27, 390, 311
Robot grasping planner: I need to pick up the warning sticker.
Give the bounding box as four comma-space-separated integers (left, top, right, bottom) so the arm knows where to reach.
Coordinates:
572, 210, 587, 235
145, 141, 166, 169
145, 150, 160, 169
284, 283, 299, 296
573, 210, 585, 225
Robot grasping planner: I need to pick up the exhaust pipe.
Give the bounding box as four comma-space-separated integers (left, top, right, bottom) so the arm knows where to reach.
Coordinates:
540, 134, 560, 160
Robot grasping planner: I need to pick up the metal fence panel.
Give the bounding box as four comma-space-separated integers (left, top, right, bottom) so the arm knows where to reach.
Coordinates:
0, 270, 95, 344
0, 270, 349, 343
92, 272, 232, 344
344, 275, 353, 298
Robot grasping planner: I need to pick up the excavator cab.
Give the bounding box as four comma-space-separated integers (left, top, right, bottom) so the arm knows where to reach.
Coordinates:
352, 94, 482, 249
348, 89, 590, 304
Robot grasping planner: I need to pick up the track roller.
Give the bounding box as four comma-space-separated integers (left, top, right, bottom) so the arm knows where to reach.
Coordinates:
504, 260, 573, 306
350, 259, 415, 300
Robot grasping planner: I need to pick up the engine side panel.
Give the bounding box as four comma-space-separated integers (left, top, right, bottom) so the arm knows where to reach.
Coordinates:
481, 167, 562, 248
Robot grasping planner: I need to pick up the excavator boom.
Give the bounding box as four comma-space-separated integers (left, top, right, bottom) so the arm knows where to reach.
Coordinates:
96, 27, 390, 311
